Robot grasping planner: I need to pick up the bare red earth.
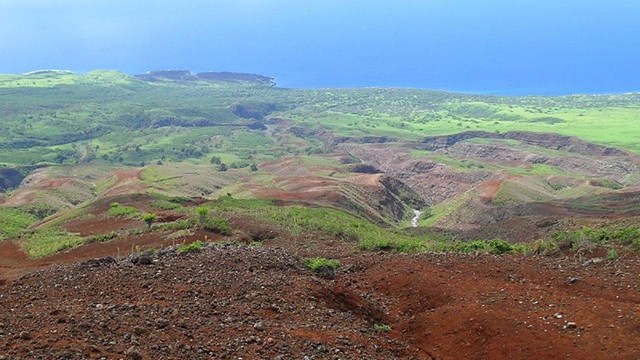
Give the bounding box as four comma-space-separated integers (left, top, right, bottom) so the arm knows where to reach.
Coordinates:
1, 237, 638, 359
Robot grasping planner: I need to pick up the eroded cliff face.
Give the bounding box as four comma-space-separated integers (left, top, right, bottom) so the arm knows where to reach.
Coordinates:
420, 130, 629, 157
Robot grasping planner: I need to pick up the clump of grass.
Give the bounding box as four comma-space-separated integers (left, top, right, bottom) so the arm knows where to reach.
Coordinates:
202, 217, 232, 235
160, 219, 195, 231
178, 240, 204, 254
305, 257, 341, 273
452, 238, 515, 255
528, 239, 559, 255
0, 207, 38, 241
374, 323, 392, 333
607, 248, 619, 260
86, 231, 118, 243
108, 203, 140, 218
22, 229, 84, 258
150, 199, 183, 211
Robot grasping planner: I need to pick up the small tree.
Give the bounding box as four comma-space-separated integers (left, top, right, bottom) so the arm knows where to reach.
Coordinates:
218, 163, 228, 172
196, 206, 209, 225
143, 213, 156, 229
210, 155, 221, 165
250, 163, 258, 172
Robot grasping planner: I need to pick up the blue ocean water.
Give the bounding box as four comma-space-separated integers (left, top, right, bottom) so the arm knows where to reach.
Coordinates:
0, 0, 638, 95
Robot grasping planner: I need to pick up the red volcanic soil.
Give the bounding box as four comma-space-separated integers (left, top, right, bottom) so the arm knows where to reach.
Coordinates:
254, 176, 345, 204
478, 178, 506, 201
1, 241, 638, 359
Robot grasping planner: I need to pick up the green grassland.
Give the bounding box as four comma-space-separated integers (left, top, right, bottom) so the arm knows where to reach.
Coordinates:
0, 71, 639, 171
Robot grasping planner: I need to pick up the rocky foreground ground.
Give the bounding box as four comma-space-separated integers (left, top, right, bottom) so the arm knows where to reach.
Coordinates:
1, 244, 639, 359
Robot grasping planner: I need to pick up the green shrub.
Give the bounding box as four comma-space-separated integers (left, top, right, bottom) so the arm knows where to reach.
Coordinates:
613, 227, 640, 247
202, 217, 232, 235
607, 248, 619, 260
196, 206, 209, 224
143, 213, 156, 229
305, 257, 341, 273
178, 240, 204, 254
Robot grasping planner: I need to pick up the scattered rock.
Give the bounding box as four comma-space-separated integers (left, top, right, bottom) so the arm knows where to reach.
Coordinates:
155, 318, 170, 329
567, 277, 580, 284
132, 254, 154, 266
582, 258, 604, 267
254, 322, 265, 331
126, 346, 143, 360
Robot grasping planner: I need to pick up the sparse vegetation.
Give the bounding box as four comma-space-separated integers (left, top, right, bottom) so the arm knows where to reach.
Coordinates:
160, 219, 195, 231
202, 217, 232, 236
452, 238, 516, 255
552, 226, 640, 251
0, 207, 38, 241
22, 229, 84, 258
108, 203, 140, 218
150, 199, 183, 211
374, 323, 392, 333
305, 257, 341, 273
86, 231, 118, 243
177, 240, 205, 254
